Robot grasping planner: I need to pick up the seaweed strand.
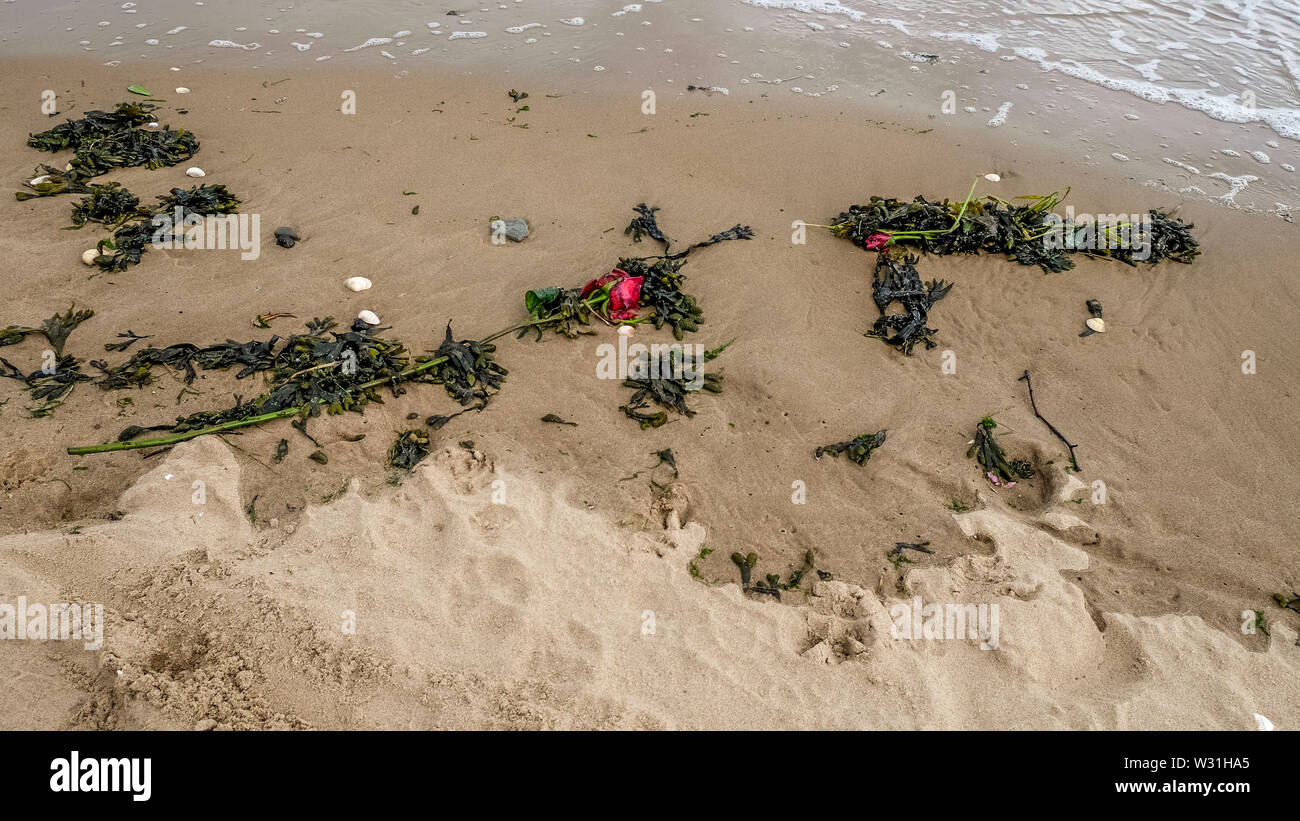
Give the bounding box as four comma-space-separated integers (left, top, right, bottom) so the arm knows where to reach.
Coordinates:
1018, 369, 1081, 472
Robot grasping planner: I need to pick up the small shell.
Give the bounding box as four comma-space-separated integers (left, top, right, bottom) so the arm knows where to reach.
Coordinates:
175, 86, 190, 93
147, 121, 160, 129
357, 310, 380, 325
30, 174, 52, 186
345, 276, 372, 292
984, 173, 1001, 182
185, 167, 205, 177
618, 324, 634, 337
64, 162, 73, 171
1086, 317, 1105, 333
82, 248, 99, 266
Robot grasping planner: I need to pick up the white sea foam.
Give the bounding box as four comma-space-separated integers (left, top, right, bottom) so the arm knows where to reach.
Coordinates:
1208, 172, 1258, 203
987, 101, 1012, 127
738, 1, 865, 24
929, 30, 1000, 53
343, 37, 393, 52
1108, 30, 1138, 55
449, 31, 487, 40
1163, 158, 1201, 176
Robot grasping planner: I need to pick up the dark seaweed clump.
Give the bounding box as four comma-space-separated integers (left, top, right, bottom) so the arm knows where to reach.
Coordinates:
618, 345, 725, 429
621, 203, 753, 340
389, 429, 431, 470
1137, 210, 1200, 265
732, 549, 833, 601
0, 354, 92, 417
521, 205, 752, 342
68, 181, 141, 228
519, 286, 595, 340
866, 253, 953, 355
831, 193, 1078, 267
0, 305, 95, 356
20, 103, 198, 193
814, 429, 887, 465
0, 306, 97, 417
93, 184, 242, 272
618, 256, 706, 341
831, 191, 1200, 273
968, 416, 1034, 483
85, 318, 504, 442
427, 323, 507, 408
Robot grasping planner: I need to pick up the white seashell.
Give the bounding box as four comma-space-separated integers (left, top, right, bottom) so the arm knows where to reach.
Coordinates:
344, 276, 372, 292
147, 121, 159, 128
175, 86, 190, 93
185, 167, 205, 177
30, 174, 52, 185
1086, 317, 1105, 333
82, 248, 99, 266
64, 162, 74, 171
984, 173, 1001, 182
618, 324, 634, 337
357, 310, 380, 325
1255, 713, 1274, 731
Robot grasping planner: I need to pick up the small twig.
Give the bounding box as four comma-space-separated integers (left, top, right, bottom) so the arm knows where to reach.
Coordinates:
889, 541, 933, 557
1019, 370, 1081, 471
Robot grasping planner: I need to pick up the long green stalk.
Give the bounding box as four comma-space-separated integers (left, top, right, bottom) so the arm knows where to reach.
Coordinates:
67, 406, 305, 454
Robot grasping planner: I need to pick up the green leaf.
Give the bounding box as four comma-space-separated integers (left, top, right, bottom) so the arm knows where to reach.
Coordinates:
524, 287, 560, 316
127, 85, 152, 96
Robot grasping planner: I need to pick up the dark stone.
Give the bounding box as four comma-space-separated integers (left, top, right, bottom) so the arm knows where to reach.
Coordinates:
274, 226, 299, 248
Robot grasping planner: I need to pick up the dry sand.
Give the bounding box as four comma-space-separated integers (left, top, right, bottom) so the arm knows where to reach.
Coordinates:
1, 59, 1298, 729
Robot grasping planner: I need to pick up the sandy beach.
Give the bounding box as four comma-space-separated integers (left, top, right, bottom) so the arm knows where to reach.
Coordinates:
1, 20, 1298, 732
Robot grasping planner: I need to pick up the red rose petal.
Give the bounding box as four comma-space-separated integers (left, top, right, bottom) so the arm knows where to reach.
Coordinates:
580, 268, 629, 299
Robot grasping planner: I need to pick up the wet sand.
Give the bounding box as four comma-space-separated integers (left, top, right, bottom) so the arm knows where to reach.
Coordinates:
0, 58, 1298, 729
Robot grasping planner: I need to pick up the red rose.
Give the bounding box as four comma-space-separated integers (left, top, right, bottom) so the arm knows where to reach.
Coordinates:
581, 268, 629, 299
607, 275, 643, 320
